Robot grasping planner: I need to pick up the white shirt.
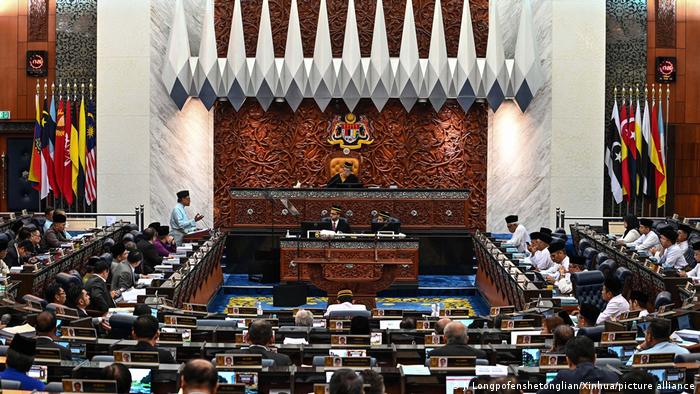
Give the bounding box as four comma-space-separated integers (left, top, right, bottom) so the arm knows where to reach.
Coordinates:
542, 256, 569, 281
686, 263, 700, 280
555, 272, 573, 294
660, 243, 687, 270
621, 229, 641, 243
678, 240, 689, 253
324, 302, 367, 317
596, 294, 630, 325
627, 231, 660, 252
531, 248, 554, 271
508, 224, 530, 253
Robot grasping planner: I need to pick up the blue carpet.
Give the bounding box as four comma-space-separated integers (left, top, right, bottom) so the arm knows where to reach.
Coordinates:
222, 274, 475, 288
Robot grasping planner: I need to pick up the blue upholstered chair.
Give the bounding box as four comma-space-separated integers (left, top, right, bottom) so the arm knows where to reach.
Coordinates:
572, 270, 606, 311
577, 325, 605, 342
654, 291, 673, 310
582, 247, 599, 270
598, 259, 617, 279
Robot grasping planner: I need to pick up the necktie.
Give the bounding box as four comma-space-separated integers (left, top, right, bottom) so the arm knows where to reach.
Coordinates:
332, 221, 337, 231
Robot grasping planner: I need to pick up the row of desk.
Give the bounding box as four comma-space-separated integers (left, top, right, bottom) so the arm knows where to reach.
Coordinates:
569, 224, 691, 305
473, 231, 552, 309
8, 222, 130, 297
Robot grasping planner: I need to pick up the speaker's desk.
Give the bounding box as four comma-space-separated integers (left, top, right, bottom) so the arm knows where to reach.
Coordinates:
280, 238, 419, 308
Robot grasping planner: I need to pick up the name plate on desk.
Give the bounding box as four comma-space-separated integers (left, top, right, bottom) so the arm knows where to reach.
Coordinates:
490, 306, 515, 316
416, 320, 435, 331
164, 315, 197, 328
444, 309, 471, 317
515, 335, 551, 347
424, 334, 446, 345
226, 306, 258, 316
183, 303, 209, 315
114, 351, 159, 365
159, 332, 184, 343
631, 352, 675, 367
35, 347, 62, 363
501, 319, 537, 330
538, 354, 568, 370
62, 379, 118, 393
61, 327, 97, 341
372, 309, 403, 317
329, 320, 351, 331
314, 384, 330, 394
429, 356, 476, 370
601, 331, 638, 345
617, 310, 641, 321
53, 305, 80, 320
324, 356, 371, 368
216, 354, 262, 368
26, 300, 43, 312
331, 335, 370, 347
217, 384, 246, 394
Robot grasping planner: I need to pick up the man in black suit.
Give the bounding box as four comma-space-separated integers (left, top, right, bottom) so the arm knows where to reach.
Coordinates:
239, 319, 292, 366
84, 260, 116, 314
537, 336, 618, 394
125, 315, 176, 364
65, 285, 90, 318
427, 321, 487, 359
34, 311, 72, 360
321, 206, 352, 234
5, 239, 33, 268
136, 227, 162, 275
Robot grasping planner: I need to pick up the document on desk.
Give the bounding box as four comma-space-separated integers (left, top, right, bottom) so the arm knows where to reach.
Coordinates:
121, 288, 146, 303
399, 365, 431, 376
475, 365, 508, 376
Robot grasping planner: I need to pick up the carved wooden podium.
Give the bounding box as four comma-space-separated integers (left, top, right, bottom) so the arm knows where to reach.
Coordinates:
280, 238, 419, 309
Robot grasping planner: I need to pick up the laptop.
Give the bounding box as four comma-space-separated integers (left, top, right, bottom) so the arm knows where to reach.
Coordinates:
129, 368, 152, 394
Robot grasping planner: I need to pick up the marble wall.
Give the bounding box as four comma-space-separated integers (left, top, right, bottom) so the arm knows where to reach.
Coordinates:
150, 0, 213, 227
486, 0, 553, 232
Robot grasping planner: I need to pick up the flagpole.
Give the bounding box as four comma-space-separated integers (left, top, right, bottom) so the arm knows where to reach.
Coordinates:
664, 84, 670, 218
652, 83, 658, 219
622, 85, 629, 217
89, 78, 96, 214
611, 86, 617, 217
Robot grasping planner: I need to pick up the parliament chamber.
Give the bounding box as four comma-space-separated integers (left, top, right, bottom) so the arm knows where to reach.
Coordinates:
2, 0, 700, 393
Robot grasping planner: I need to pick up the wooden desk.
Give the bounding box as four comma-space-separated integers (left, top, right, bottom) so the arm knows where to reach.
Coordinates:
9, 222, 130, 297
290, 257, 413, 308
570, 224, 691, 306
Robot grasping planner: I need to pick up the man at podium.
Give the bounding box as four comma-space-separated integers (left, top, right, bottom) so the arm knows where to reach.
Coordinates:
169, 190, 203, 245
321, 206, 351, 233
327, 161, 360, 188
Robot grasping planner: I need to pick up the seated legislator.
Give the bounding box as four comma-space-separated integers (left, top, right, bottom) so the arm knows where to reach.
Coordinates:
595, 277, 629, 325
240, 319, 292, 366
541, 239, 569, 281
126, 315, 176, 364
656, 226, 687, 271
180, 359, 218, 394
529, 231, 554, 271
324, 290, 367, 317
505, 215, 530, 253
34, 311, 72, 360
321, 205, 352, 233
427, 321, 487, 359
43, 213, 70, 249
371, 210, 401, 230
537, 336, 618, 394
112, 250, 142, 290
680, 242, 700, 280
327, 161, 360, 188
0, 335, 45, 391
626, 319, 689, 365
626, 218, 660, 252
0, 237, 10, 274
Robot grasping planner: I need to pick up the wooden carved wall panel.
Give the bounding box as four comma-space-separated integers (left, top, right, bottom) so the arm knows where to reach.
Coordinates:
29, 0, 49, 41
655, 0, 676, 48
214, 0, 489, 231
433, 200, 466, 226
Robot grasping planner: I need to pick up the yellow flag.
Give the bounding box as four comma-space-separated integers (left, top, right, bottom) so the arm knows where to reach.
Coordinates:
79, 97, 87, 173
70, 100, 80, 194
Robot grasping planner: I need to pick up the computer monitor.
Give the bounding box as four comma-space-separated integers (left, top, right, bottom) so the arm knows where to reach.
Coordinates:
445, 376, 475, 394
607, 345, 635, 360
217, 371, 236, 384
301, 221, 331, 237
129, 368, 152, 394
29, 365, 48, 383
371, 222, 400, 234
521, 348, 541, 367
545, 372, 557, 384
379, 320, 401, 330
676, 314, 691, 330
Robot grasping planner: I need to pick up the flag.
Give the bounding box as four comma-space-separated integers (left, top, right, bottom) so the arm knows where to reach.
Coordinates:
40, 96, 58, 198
85, 100, 97, 204
655, 98, 667, 207
605, 99, 623, 203
54, 98, 66, 198
640, 97, 651, 196
70, 97, 80, 196
79, 96, 87, 174
29, 94, 42, 188
619, 102, 632, 200
634, 98, 645, 195
62, 98, 74, 205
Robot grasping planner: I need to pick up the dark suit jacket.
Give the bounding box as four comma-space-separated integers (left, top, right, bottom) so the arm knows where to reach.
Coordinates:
35, 337, 72, 360
427, 343, 487, 359
237, 345, 292, 366
84, 275, 115, 314
321, 217, 352, 233
4, 244, 20, 267
111, 261, 135, 290
125, 341, 176, 364
537, 362, 619, 394
327, 173, 359, 187
137, 240, 162, 275
43, 227, 69, 249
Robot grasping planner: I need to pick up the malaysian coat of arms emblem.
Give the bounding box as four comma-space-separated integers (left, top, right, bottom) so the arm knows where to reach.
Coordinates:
327, 113, 374, 150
